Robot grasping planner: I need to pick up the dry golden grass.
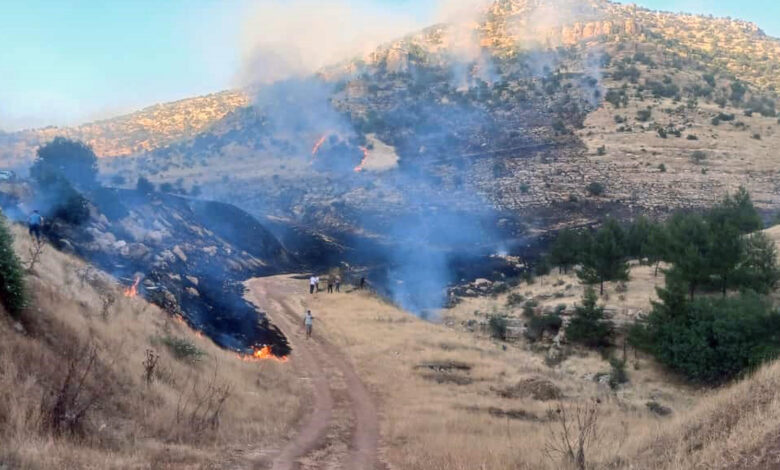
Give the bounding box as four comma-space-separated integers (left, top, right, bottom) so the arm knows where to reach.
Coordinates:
0, 225, 306, 469
255, 274, 702, 470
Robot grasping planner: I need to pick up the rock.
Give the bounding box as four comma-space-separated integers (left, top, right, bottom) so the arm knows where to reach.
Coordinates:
496, 377, 562, 401
13, 321, 25, 334
185, 287, 200, 297
186, 275, 199, 286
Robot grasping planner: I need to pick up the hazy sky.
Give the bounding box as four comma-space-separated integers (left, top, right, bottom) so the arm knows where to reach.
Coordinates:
0, 0, 777, 131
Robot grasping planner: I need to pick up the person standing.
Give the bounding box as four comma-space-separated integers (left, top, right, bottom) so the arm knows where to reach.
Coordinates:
327, 277, 334, 293
314, 275, 320, 292
309, 275, 316, 295
28, 210, 43, 241
303, 310, 314, 339
335, 277, 341, 293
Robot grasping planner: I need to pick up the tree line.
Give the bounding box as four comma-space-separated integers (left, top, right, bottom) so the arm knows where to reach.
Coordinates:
547, 188, 780, 384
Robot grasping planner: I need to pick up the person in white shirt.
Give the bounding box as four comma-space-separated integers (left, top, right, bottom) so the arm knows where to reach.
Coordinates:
309, 275, 316, 294
303, 310, 314, 339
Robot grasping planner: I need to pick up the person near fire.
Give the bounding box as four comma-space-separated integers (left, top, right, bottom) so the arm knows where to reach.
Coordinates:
28, 210, 43, 241
303, 310, 314, 339
309, 275, 316, 294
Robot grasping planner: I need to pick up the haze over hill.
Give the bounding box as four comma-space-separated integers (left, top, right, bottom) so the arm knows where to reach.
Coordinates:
4, 0, 780, 312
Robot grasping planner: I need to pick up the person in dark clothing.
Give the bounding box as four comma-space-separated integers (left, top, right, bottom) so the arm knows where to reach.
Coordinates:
28, 210, 43, 241
327, 278, 334, 293
360, 277, 366, 290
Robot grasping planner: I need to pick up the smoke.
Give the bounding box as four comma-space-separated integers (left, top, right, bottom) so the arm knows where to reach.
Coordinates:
238, 0, 426, 86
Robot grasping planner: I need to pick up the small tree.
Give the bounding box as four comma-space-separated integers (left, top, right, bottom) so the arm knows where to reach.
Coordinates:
578, 220, 629, 295
549, 229, 582, 274
642, 223, 668, 276
566, 287, 614, 349
30, 137, 99, 190
737, 232, 780, 294
0, 211, 26, 316
136, 177, 155, 194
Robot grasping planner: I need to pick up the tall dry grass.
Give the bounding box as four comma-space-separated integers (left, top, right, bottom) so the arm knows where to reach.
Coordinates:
0, 226, 306, 469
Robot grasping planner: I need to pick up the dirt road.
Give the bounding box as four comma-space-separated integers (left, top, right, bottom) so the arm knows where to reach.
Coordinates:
246, 277, 383, 470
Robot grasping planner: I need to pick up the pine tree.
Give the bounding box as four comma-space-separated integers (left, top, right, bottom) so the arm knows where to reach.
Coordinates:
577, 219, 629, 295
0, 211, 25, 316
738, 232, 780, 294
566, 286, 614, 348
549, 229, 582, 274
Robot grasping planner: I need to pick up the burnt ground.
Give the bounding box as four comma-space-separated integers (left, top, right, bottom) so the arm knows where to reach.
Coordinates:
0, 181, 295, 356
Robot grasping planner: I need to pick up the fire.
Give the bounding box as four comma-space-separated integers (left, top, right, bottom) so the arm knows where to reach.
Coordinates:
238, 345, 288, 363
312, 135, 327, 157
123, 276, 141, 298
354, 146, 369, 172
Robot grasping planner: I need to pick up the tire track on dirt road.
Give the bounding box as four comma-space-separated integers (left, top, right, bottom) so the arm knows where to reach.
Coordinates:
247, 278, 383, 470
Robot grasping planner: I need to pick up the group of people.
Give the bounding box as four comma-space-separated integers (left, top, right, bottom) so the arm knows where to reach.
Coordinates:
308, 275, 341, 294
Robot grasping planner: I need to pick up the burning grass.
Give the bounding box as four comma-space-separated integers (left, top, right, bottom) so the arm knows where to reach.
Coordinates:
0, 225, 306, 468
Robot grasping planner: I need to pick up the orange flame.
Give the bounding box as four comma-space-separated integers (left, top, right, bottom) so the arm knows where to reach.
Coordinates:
312, 135, 327, 157
123, 276, 141, 298
238, 345, 288, 363
354, 147, 369, 172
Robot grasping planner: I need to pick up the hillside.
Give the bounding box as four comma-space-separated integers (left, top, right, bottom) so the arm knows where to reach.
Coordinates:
0, 90, 248, 166
0, 225, 305, 468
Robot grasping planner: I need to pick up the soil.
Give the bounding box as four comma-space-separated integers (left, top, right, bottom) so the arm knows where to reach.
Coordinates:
246, 279, 384, 470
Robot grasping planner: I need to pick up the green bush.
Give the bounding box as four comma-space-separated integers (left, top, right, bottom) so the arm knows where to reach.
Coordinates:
522, 299, 538, 317
159, 335, 206, 363
488, 315, 509, 341
634, 285, 780, 384
586, 181, 605, 196
566, 287, 614, 349
0, 211, 25, 316
526, 313, 562, 341
506, 293, 525, 307
608, 358, 628, 389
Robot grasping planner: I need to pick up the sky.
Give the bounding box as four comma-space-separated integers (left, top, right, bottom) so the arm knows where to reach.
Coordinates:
0, 0, 778, 131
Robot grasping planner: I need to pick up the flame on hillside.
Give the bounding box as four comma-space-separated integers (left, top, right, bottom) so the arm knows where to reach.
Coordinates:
238, 345, 289, 363
354, 147, 369, 172
123, 276, 141, 298
312, 135, 327, 157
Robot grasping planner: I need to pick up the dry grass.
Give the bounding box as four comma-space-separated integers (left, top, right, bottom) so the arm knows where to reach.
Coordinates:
250, 275, 702, 470
0, 225, 306, 469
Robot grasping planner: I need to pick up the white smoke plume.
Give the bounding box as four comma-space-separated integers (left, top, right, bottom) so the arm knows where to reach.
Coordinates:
237, 0, 427, 86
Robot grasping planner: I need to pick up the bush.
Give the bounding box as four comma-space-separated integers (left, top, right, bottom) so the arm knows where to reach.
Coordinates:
488, 315, 508, 341
691, 151, 707, 164
136, 177, 155, 194
634, 285, 780, 384
658, 163, 666, 172
586, 182, 605, 196
525, 314, 562, 342
596, 145, 606, 156
0, 211, 25, 316
608, 358, 628, 389
506, 293, 525, 307
522, 299, 539, 317
636, 108, 652, 122
159, 335, 206, 363
566, 287, 614, 349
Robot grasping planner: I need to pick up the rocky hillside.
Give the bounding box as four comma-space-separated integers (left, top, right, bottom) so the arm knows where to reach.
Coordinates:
0, 90, 248, 166
0, 179, 293, 355
3, 0, 780, 288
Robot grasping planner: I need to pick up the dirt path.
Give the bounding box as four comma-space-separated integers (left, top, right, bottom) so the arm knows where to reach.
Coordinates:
247, 277, 383, 470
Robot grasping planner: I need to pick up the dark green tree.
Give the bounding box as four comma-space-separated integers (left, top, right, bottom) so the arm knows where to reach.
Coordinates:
549, 229, 582, 274
566, 287, 614, 348
0, 210, 26, 316
30, 137, 99, 190
664, 212, 712, 299
626, 216, 652, 259
737, 232, 780, 294
577, 219, 629, 295
642, 222, 669, 276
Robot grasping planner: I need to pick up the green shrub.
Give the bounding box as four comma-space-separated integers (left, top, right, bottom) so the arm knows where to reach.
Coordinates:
524, 313, 562, 342
634, 285, 780, 384
658, 163, 666, 172
522, 299, 539, 317
636, 108, 652, 122
586, 181, 605, 196
506, 293, 525, 307
0, 211, 25, 316
566, 287, 614, 349
159, 335, 206, 363
488, 315, 509, 341
608, 358, 628, 389
691, 151, 707, 164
